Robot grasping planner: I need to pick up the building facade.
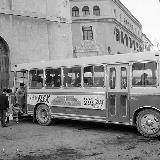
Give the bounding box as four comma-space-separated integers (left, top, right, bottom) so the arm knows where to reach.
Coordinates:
70, 0, 143, 57
142, 33, 153, 51
0, 0, 73, 89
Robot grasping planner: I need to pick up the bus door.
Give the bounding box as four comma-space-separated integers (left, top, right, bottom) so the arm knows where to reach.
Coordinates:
107, 64, 130, 123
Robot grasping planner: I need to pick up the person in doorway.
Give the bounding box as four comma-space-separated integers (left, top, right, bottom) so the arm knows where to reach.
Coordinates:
15, 83, 26, 113
0, 89, 9, 127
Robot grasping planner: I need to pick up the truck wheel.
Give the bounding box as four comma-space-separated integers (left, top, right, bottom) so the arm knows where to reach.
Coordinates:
136, 109, 160, 137
36, 104, 52, 126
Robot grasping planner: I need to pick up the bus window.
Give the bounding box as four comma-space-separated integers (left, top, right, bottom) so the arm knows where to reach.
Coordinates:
121, 67, 127, 89
109, 67, 116, 89
71, 67, 81, 87
45, 68, 53, 87
45, 68, 61, 88
29, 69, 43, 88
120, 95, 127, 117
16, 70, 28, 89
63, 66, 81, 87
83, 66, 93, 87
53, 68, 61, 87
109, 94, 116, 116
93, 65, 104, 87
132, 61, 157, 87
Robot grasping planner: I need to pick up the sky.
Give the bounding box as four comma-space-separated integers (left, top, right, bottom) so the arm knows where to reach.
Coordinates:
120, 0, 160, 45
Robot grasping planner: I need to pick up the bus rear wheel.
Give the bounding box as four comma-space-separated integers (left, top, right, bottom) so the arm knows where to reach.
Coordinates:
36, 104, 52, 126
136, 109, 160, 137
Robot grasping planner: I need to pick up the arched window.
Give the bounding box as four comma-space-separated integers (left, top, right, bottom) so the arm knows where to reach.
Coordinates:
132, 40, 136, 50
136, 42, 139, 51
129, 37, 132, 48
124, 34, 128, 47
121, 31, 124, 44
115, 28, 120, 42
72, 6, 79, 17
93, 6, 100, 16
82, 6, 90, 16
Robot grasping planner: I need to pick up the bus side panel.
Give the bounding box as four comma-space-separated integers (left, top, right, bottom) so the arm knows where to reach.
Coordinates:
50, 106, 106, 119
130, 94, 160, 120
27, 93, 107, 121
27, 104, 34, 115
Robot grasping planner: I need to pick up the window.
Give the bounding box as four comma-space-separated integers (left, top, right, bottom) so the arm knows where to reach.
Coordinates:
83, 66, 93, 87
129, 37, 132, 48
29, 69, 43, 88
72, 6, 79, 17
120, 95, 127, 117
114, 9, 117, 18
93, 6, 100, 16
136, 42, 139, 51
45, 68, 61, 88
93, 65, 104, 87
82, 26, 93, 40
121, 31, 124, 44
115, 28, 120, 42
109, 95, 116, 116
132, 40, 136, 50
82, 6, 90, 16
139, 45, 142, 52
63, 66, 81, 87
124, 34, 128, 47
83, 65, 104, 87
108, 46, 111, 54
132, 61, 157, 87
16, 70, 28, 89
119, 14, 122, 22
121, 67, 127, 89
109, 67, 116, 89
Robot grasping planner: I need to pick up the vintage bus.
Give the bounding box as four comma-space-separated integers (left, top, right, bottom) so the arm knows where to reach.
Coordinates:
11, 51, 160, 137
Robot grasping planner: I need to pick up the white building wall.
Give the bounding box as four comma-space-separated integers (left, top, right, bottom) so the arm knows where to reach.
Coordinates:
0, 0, 73, 68
70, 0, 143, 57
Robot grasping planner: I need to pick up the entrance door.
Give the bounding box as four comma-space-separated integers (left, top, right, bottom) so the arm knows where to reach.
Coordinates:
107, 64, 130, 123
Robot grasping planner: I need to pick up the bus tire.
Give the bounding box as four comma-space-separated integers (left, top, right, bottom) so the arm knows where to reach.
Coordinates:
36, 104, 52, 126
136, 109, 160, 137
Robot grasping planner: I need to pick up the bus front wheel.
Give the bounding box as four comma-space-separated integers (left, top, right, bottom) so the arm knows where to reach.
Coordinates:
36, 104, 52, 126
136, 109, 160, 137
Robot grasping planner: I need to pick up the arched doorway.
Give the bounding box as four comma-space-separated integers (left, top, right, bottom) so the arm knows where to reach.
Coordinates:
0, 37, 9, 90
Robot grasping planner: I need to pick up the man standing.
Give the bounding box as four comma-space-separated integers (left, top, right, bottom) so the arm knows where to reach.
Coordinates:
15, 83, 26, 113
0, 89, 9, 127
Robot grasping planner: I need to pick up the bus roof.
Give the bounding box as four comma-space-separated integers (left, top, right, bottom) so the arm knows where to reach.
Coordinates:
12, 51, 160, 71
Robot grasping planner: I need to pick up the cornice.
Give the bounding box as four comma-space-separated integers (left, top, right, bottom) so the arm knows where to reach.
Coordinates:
112, 0, 142, 29
0, 8, 70, 23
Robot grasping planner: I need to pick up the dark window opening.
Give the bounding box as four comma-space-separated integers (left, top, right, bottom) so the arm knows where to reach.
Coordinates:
72, 6, 79, 17
93, 6, 100, 16
82, 26, 93, 40
109, 95, 116, 116
121, 31, 124, 44
82, 6, 90, 16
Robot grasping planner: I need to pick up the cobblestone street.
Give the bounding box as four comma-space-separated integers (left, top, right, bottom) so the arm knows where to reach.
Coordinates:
0, 118, 160, 160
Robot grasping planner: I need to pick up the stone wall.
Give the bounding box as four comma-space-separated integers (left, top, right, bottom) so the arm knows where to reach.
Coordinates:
0, 0, 73, 67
